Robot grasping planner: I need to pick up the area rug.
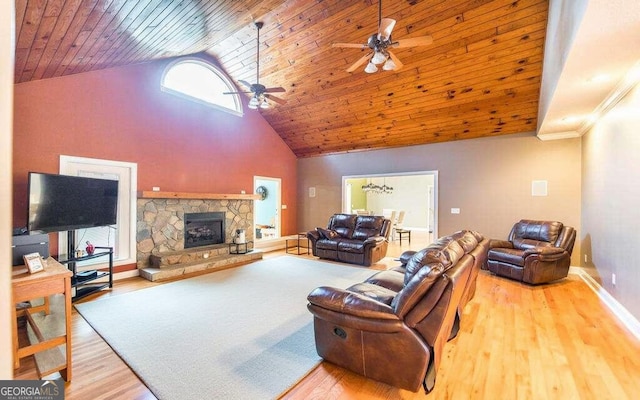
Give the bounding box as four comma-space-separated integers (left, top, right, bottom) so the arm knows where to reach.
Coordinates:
74, 256, 374, 400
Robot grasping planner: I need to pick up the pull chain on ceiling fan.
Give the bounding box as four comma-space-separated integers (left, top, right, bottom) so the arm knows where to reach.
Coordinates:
332, 0, 434, 73
223, 21, 286, 109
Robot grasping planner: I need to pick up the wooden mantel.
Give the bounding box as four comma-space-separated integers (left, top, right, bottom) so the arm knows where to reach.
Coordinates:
138, 191, 261, 200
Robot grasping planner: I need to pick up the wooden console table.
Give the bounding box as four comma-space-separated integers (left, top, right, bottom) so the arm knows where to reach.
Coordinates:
12, 258, 72, 381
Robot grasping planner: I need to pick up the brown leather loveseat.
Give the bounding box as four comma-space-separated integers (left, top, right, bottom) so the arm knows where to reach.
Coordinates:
487, 219, 576, 284
307, 230, 488, 392
307, 214, 392, 266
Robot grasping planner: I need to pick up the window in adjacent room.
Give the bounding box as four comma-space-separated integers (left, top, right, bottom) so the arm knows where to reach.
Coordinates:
161, 58, 243, 116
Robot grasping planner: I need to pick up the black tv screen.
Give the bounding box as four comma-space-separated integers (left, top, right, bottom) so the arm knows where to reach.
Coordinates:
28, 172, 119, 233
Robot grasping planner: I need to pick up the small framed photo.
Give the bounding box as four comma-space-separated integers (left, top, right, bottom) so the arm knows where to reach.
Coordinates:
23, 252, 45, 274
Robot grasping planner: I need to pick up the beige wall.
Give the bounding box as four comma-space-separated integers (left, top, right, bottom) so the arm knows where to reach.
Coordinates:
581, 82, 640, 320
297, 133, 582, 265
1, 0, 14, 379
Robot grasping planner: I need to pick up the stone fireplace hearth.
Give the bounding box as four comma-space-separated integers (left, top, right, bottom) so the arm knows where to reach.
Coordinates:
136, 192, 262, 279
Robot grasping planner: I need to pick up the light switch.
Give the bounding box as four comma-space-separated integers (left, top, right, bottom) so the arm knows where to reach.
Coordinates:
451, 208, 460, 214
282, 204, 287, 209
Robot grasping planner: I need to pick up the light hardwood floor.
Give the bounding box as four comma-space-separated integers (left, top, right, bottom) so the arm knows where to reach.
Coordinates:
14, 231, 640, 399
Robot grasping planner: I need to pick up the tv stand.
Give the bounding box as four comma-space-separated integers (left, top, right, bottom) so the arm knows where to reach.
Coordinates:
58, 231, 113, 301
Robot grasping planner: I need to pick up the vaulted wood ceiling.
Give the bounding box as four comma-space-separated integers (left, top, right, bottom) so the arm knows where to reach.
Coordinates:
14, 0, 548, 157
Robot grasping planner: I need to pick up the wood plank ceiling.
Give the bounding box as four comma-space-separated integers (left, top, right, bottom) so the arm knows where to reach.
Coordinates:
14, 0, 548, 158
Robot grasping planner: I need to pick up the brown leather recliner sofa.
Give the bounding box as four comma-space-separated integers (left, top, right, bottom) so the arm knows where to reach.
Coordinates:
486, 219, 576, 284
306, 214, 392, 266
307, 230, 489, 392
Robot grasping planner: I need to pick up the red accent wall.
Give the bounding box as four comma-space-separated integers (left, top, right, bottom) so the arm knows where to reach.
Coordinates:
13, 57, 297, 269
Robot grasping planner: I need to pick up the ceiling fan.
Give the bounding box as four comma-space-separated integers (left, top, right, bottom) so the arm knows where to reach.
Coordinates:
332, 0, 434, 73
223, 21, 285, 109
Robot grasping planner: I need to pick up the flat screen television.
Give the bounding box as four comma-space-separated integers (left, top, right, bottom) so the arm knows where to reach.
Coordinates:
27, 172, 119, 233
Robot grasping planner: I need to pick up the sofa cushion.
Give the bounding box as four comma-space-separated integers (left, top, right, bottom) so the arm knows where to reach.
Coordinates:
450, 230, 479, 253
316, 238, 340, 251
512, 220, 563, 244
366, 270, 405, 292
403, 238, 464, 284
488, 247, 525, 267
351, 216, 385, 240
329, 214, 357, 238
337, 239, 365, 254
347, 282, 397, 306
392, 261, 446, 317
316, 227, 339, 239
512, 238, 554, 250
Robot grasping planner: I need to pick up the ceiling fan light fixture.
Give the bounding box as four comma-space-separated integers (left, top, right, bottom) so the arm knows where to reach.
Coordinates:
259, 99, 269, 109
248, 96, 260, 109
382, 58, 396, 71
371, 51, 387, 65
364, 62, 378, 73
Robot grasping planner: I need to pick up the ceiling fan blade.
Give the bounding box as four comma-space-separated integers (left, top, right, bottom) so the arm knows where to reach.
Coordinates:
392, 35, 434, 48
379, 18, 396, 40
264, 94, 286, 105
238, 80, 253, 89
387, 50, 404, 71
264, 87, 286, 93
332, 42, 368, 49
346, 52, 373, 73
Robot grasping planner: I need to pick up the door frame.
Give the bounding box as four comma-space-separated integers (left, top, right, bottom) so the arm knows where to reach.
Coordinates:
253, 176, 282, 240
341, 170, 438, 239
59, 155, 137, 266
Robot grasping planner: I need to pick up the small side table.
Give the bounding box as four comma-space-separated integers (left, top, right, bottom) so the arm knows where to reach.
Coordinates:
12, 258, 72, 381
229, 241, 254, 254
396, 229, 411, 245
286, 233, 310, 255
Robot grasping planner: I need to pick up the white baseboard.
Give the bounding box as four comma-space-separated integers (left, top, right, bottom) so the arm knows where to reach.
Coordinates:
572, 266, 640, 342
255, 238, 287, 253
114, 269, 140, 280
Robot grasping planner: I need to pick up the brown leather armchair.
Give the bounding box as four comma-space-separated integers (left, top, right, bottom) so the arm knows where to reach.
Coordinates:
487, 219, 576, 284
307, 231, 486, 392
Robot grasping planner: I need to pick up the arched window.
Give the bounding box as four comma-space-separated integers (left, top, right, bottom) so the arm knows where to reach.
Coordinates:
161, 58, 243, 116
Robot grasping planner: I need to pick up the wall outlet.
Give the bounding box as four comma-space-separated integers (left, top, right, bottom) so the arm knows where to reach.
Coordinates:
612, 273, 616, 286
241, 190, 246, 194
451, 208, 460, 214
152, 186, 160, 192
282, 204, 287, 209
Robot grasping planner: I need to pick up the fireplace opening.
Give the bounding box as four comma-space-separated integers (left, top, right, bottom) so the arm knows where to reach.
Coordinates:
184, 212, 225, 249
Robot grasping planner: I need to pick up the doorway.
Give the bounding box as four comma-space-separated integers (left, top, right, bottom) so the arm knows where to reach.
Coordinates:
253, 176, 281, 241
342, 171, 438, 240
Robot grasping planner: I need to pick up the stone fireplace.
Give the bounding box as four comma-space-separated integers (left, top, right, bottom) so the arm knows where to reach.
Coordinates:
136, 194, 255, 269
184, 212, 225, 248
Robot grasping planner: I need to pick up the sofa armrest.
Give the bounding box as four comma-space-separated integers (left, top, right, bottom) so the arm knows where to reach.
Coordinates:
307, 286, 398, 320
399, 250, 416, 266
363, 236, 386, 247
307, 230, 321, 243
489, 239, 513, 249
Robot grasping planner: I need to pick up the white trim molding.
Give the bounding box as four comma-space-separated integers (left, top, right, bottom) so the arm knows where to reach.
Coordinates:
571, 267, 640, 342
